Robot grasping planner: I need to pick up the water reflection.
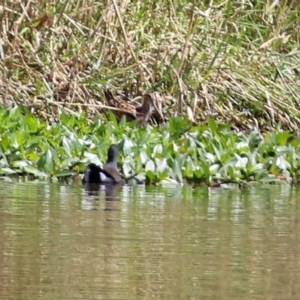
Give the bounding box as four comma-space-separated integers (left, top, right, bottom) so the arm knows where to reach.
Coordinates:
82, 183, 123, 211
0, 182, 300, 299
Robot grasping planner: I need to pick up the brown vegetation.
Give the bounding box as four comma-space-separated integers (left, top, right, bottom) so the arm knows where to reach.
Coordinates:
0, 1, 300, 131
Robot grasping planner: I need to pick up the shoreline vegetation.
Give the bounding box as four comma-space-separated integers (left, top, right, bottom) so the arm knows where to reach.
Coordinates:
0, 105, 299, 185
0, 1, 300, 184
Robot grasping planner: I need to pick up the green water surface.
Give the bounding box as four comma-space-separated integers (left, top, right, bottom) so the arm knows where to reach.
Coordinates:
0, 182, 299, 299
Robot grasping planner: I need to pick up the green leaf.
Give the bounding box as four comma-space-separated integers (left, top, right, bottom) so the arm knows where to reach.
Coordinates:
0, 167, 17, 175
291, 138, 300, 148
123, 137, 134, 155
38, 149, 56, 174
140, 150, 148, 164
156, 158, 168, 174
145, 159, 156, 172
13, 160, 29, 168
208, 117, 218, 134
23, 165, 48, 177
56, 170, 75, 177
62, 136, 72, 156
276, 131, 292, 146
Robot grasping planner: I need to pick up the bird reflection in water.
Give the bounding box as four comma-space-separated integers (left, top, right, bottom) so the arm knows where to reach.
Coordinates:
82, 183, 123, 211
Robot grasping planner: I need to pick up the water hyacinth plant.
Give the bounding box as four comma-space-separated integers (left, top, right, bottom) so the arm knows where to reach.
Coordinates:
0, 106, 299, 185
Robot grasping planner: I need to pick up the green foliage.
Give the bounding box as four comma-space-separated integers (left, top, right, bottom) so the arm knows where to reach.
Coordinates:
0, 106, 300, 185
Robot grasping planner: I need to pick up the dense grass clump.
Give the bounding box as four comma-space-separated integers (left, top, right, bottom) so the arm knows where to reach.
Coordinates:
0, 1, 300, 130
1, 106, 300, 185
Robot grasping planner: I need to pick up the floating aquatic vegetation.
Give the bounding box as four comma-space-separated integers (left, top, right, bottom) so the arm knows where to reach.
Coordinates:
0, 106, 299, 185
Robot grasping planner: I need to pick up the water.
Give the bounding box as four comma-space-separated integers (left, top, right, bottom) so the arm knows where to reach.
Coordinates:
0, 181, 300, 299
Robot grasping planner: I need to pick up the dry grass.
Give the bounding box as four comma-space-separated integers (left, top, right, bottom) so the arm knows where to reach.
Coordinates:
1, 0, 300, 131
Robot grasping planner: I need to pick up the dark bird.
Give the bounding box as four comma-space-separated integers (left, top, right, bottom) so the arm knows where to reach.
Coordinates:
82, 144, 124, 184
104, 90, 164, 124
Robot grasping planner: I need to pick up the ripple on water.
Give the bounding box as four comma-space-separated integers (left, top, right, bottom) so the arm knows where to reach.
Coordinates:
0, 182, 300, 299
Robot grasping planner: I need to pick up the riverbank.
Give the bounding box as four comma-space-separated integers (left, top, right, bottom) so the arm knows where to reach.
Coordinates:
0, 1, 300, 131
